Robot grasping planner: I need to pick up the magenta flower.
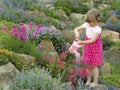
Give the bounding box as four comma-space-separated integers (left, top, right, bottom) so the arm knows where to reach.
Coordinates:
20, 32, 26, 41
12, 25, 18, 37
29, 22, 33, 30
20, 23, 26, 34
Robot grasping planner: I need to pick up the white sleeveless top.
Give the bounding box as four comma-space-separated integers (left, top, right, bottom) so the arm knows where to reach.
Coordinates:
81, 23, 102, 38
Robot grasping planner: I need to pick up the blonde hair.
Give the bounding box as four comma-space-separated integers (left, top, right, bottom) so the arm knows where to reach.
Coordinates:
85, 8, 101, 23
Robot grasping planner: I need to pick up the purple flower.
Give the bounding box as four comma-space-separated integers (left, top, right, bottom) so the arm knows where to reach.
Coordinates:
37, 44, 43, 50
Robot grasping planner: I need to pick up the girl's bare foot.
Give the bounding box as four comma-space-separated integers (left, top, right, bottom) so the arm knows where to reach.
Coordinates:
85, 81, 91, 85
90, 82, 98, 87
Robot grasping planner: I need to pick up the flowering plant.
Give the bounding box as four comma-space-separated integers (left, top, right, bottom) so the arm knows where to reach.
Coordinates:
0, 49, 12, 65
3, 22, 66, 54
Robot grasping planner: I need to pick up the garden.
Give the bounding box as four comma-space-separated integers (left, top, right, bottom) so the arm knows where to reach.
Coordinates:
0, 0, 120, 90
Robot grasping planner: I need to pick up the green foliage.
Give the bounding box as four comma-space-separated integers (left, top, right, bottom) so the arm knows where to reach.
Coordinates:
101, 64, 120, 88
0, 8, 32, 23
55, 6, 71, 15
55, 0, 89, 14
55, 0, 73, 11
12, 68, 71, 90
113, 41, 120, 49
0, 20, 15, 29
110, 0, 120, 10
100, 7, 111, 23
102, 38, 115, 50
72, 4, 89, 14
0, 31, 44, 63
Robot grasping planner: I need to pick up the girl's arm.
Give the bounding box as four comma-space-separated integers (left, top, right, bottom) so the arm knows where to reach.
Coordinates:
74, 26, 85, 40
78, 33, 100, 44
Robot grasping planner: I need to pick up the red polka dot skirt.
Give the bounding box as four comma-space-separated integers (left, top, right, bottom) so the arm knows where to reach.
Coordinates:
82, 36, 103, 66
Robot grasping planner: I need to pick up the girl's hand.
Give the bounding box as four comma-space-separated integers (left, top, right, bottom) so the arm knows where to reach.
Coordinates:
77, 40, 83, 45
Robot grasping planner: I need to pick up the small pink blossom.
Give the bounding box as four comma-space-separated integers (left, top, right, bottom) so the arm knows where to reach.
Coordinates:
3, 27, 9, 33
57, 60, 66, 67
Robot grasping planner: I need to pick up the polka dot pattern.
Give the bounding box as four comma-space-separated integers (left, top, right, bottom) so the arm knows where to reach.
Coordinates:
82, 36, 103, 66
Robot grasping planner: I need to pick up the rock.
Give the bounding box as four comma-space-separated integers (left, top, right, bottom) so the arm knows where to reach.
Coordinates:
91, 84, 108, 90
40, 40, 56, 53
15, 53, 35, 66
102, 29, 120, 42
104, 48, 120, 64
69, 13, 85, 25
0, 62, 19, 90
62, 30, 85, 43
62, 30, 75, 43
99, 63, 110, 76
25, 11, 46, 18
0, 62, 19, 82
38, 0, 55, 10
55, 9, 69, 21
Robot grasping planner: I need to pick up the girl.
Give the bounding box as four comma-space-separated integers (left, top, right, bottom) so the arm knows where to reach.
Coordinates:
74, 8, 103, 87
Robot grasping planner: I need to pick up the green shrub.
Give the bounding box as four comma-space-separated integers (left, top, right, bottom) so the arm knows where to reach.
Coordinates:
12, 68, 71, 90
102, 38, 115, 50
43, 9, 61, 20
55, 6, 71, 15
55, 0, 73, 11
72, 4, 89, 14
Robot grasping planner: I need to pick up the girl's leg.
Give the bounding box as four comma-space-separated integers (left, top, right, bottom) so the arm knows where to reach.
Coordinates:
85, 68, 91, 85
91, 66, 99, 87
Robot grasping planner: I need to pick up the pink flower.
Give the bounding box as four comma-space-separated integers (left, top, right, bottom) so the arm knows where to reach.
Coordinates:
67, 74, 76, 81
68, 67, 74, 73
59, 51, 67, 60
75, 67, 90, 78
3, 27, 9, 33
57, 59, 66, 67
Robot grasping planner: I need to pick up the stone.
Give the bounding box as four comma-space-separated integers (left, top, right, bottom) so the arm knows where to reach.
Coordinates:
15, 53, 35, 66
40, 40, 56, 53
69, 13, 85, 25
0, 62, 19, 82
62, 30, 75, 43
25, 11, 46, 18
102, 29, 120, 42
0, 62, 19, 90
99, 63, 110, 76
104, 48, 120, 64
62, 30, 85, 43
91, 84, 108, 90
55, 9, 69, 21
